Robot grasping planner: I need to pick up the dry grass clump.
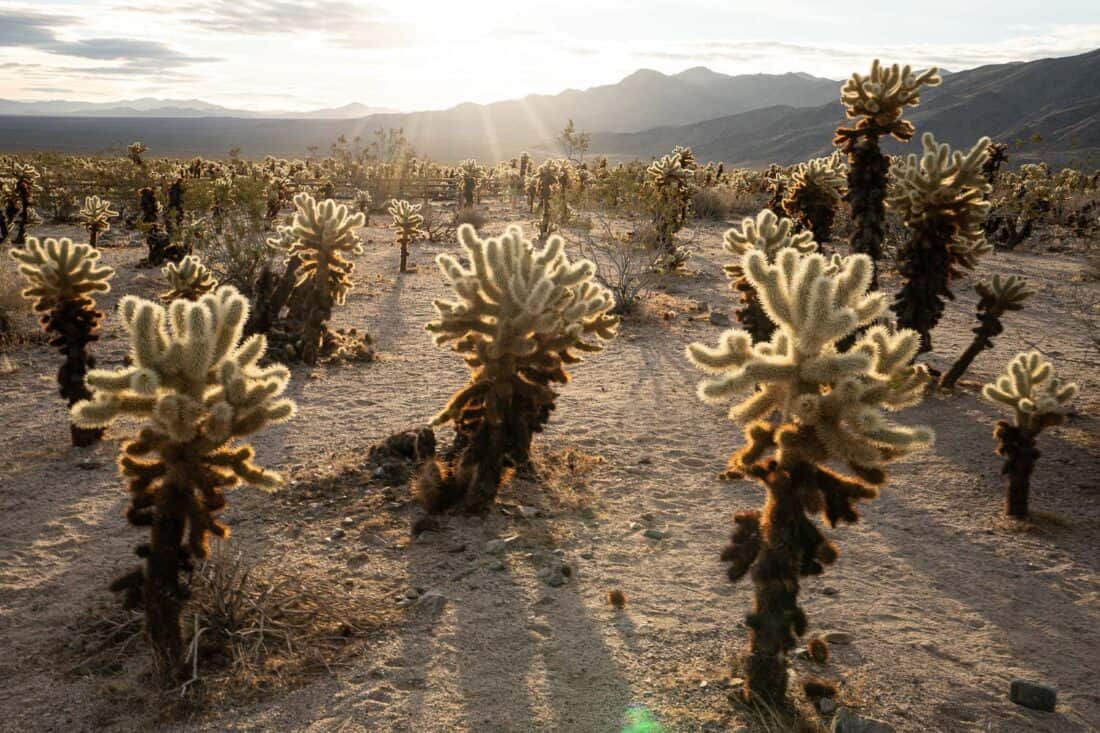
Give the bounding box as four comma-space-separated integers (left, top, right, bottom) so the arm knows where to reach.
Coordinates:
502, 445, 605, 513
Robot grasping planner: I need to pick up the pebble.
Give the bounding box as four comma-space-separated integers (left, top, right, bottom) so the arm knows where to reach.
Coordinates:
831, 709, 894, 733
1009, 680, 1057, 712
416, 590, 448, 614
330, 528, 346, 541
823, 586, 839, 596
824, 631, 853, 645
819, 697, 837, 714
341, 516, 356, 526
708, 311, 731, 327
643, 528, 666, 540
629, 521, 644, 531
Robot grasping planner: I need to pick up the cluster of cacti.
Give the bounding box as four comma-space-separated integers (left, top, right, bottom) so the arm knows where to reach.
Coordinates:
645, 150, 695, 270
835, 61, 941, 284
418, 224, 618, 513
781, 153, 847, 246
721, 210, 817, 342
687, 244, 933, 704
161, 254, 218, 302
72, 285, 295, 674
387, 199, 426, 273
939, 274, 1031, 390
982, 351, 1077, 518
79, 195, 118, 248
888, 133, 993, 353
10, 237, 115, 445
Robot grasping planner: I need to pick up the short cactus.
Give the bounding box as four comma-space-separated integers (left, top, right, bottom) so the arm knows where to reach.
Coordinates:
278, 193, 365, 365
10, 237, 114, 445
646, 152, 694, 270
72, 286, 295, 674
161, 254, 218, 302
533, 159, 559, 239
79, 195, 118, 248
722, 210, 817, 342
781, 153, 847, 246
939, 274, 1032, 390
835, 61, 941, 284
387, 199, 426, 273
418, 224, 618, 513
982, 351, 1077, 518
687, 247, 933, 704
888, 133, 992, 353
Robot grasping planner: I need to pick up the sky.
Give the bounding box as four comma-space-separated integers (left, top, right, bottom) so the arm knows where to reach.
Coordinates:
2, 1, 1099, 112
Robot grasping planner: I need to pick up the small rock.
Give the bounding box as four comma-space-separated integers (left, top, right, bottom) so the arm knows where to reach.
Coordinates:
1009, 680, 1057, 712
580, 549, 594, 560
331, 528, 347, 541
822, 586, 839, 596
629, 521, 644, 531
518, 505, 540, 519
415, 531, 439, 544
342, 516, 356, 526
643, 528, 666, 540
537, 560, 568, 587
417, 590, 447, 614
77, 458, 102, 470
403, 587, 421, 599
819, 697, 837, 714
708, 311, 731, 327
824, 631, 853, 645
831, 708, 894, 733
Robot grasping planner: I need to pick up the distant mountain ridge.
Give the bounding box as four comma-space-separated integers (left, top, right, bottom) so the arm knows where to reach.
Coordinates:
0, 98, 397, 119
0, 51, 1096, 167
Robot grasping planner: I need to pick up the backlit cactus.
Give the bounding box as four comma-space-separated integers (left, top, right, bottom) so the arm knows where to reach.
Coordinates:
835, 61, 941, 283
128, 141, 148, 167
533, 159, 560, 239
418, 224, 618, 513
79, 195, 118, 248
278, 192, 365, 364
781, 153, 847, 246
458, 159, 484, 208
72, 285, 295, 674
687, 247, 933, 704
10, 236, 114, 445
646, 152, 694, 270
939, 274, 1031, 390
388, 198, 426, 273
161, 254, 218, 302
982, 351, 1077, 518
722, 210, 817, 342
888, 133, 992, 353
4, 163, 40, 245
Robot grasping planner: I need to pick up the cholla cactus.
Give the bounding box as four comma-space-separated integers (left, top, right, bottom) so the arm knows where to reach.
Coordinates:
982, 351, 1077, 518
722, 211, 817, 342
781, 153, 847, 246
982, 142, 1009, 184
888, 133, 993, 353
11, 237, 114, 445
72, 286, 295, 673
354, 188, 373, 223
161, 254, 218, 302
278, 193, 365, 364
939, 274, 1032, 390
533, 160, 559, 239
4, 163, 40, 245
835, 61, 941, 283
458, 159, 484, 207
128, 141, 149, 167
419, 224, 618, 513
79, 195, 118, 248
388, 198, 426, 273
687, 247, 933, 704
646, 153, 694, 269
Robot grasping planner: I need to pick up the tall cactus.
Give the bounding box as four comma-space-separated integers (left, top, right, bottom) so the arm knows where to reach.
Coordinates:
646, 152, 694, 270
79, 195, 118, 248
419, 225, 618, 513
387, 198, 426, 273
10, 237, 115, 445
888, 133, 992, 353
687, 247, 933, 704
161, 254, 218, 302
939, 274, 1031, 390
835, 61, 941, 285
781, 153, 847, 247
722, 210, 817, 343
278, 193, 365, 364
72, 286, 295, 674
982, 351, 1077, 518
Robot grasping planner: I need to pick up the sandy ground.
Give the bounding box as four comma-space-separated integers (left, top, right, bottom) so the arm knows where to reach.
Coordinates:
1, 205, 1098, 733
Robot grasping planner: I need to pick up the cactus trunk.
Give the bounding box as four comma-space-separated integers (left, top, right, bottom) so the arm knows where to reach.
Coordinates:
994, 422, 1039, 518
47, 299, 104, 446
145, 505, 187, 677
844, 135, 889, 287
940, 311, 1003, 390
892, 222, 954, 354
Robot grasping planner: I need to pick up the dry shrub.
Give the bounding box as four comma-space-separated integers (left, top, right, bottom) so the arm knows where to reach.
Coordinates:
692, 185, 758, 221
453, 206, 488, 231
503, 444, 604, 513
579, 217, 659, 314
0, 254, 38, 348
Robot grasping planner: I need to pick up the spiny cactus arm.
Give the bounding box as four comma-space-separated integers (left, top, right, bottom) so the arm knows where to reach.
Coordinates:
161, 255, 218, 301
723, 210, 818, 261
79, 195, 119, 233
982, 351, 1078, 430
839, 60, 941, 139
10, 237, 114, 311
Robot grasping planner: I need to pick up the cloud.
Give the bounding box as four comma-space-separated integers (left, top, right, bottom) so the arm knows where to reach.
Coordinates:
0, 9, 76, 46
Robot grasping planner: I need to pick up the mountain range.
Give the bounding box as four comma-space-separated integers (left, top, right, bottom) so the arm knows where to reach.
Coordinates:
0, 98, 396, 119
0, 49, 1096, 167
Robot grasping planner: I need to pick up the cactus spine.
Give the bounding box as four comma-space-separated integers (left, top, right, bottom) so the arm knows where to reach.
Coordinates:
687, 248, 933, 704
982, 351, 1077, 518
888, 133, 992, 353
419, 225, 618, 513
79, 195, 118, 248
72, 286, 295, 674
835, 61, 941, 285
387, 198, 426, 273
10, 237, 115, 445
939, 274, 1031, 390
722, 211, 817, 342
161, 254, 218, 302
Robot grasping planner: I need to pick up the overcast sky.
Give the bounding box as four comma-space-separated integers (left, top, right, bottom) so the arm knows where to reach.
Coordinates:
3, 1, 1099, 111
